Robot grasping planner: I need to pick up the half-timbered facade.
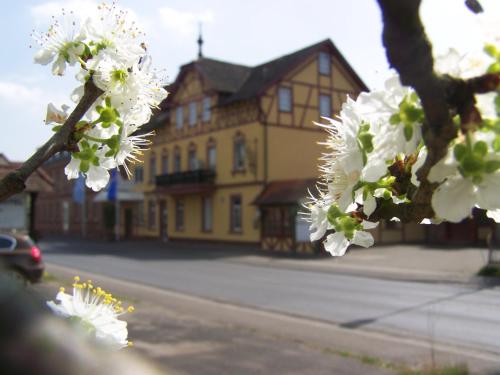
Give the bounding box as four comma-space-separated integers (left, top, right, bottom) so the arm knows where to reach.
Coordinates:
130, 39, 371, 252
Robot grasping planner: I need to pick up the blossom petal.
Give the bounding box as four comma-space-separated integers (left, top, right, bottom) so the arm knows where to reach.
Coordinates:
431, 177, 475, 222
352, 230, 374, 248
476, 173, 500, 210
363, 193, 376, 217
324, 232, 349, 257
34, 49, 55, 65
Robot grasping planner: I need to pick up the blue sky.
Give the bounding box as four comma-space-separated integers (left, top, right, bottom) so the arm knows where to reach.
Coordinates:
0, 0, 498, 161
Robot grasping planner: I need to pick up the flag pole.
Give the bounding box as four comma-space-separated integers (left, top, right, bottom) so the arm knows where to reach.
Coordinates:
81, 185, 86, 238
115, 195, 120, 241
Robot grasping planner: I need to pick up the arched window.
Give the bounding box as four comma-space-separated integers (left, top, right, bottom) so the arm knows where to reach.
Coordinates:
206, 137, 217, 171
233, 132, 246, 172
188, 143, 197, 171
173, 146, 181, 173
149, 152, 156, 183
161, 149, 169, 175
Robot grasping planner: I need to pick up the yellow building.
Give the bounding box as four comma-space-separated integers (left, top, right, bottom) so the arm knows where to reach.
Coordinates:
131, 39, 373, 252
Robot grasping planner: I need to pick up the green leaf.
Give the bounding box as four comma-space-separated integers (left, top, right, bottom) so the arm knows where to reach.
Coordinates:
327, 204, 343, 225
484, 44, 498, 58
485, 160, 500, 173
473, 141, 488, 157
453, 143, 467, 161
487, 62, 500, 74
403, 124, 413, 141
461, 154, 483, 174
51, 125, 62, 132
493, 136, 500, 152
389, 113, 400, 125
80, 160, 90, 173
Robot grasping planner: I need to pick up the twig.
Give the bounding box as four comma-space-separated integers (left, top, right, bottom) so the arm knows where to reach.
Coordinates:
0, 79, 103, 202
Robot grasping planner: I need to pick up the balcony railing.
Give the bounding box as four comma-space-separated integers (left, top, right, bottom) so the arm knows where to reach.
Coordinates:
156, 169, 216, 187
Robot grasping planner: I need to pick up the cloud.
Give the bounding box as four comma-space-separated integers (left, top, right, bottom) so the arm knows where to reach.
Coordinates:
0, 81, 45, 107
158, 7, 214, 37
30, 0, 98, 26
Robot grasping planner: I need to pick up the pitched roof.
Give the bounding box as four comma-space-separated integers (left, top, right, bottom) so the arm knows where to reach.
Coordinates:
222, 39, 333, 104
195, 58, 251, 94
253, 178, 317, 206
166, 39, 367, 107
0, 155, 53, 193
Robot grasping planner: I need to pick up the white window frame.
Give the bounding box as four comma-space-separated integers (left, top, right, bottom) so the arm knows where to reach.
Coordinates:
319, 94, 332, 118
176, 106, 184, 129
189, 101, 197, 127
318, 52, 331, 75
202, 97, 211, 122
278, 87, 292, 112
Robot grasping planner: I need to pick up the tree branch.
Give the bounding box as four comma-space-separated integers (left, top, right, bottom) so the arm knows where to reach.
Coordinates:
0, 79, 103, 202
372, 0, 499, 224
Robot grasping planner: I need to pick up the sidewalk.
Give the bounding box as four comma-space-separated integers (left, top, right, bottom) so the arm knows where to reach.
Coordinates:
41, 237, 492, 284
233, 244, 491, 283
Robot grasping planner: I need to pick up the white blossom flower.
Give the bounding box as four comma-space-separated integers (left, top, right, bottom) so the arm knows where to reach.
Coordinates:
323, 221, 377, 257
83, 3, 146, 66
33, 20, 86, 76
308, 203, 330, 242
114, 126, 153, 178
47, 276, 134, 349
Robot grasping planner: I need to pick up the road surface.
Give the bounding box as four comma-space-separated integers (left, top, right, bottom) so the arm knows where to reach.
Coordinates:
40, 239, 500, 359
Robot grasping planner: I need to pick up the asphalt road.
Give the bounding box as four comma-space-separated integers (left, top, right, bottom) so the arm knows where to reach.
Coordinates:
40, 239, 500, 358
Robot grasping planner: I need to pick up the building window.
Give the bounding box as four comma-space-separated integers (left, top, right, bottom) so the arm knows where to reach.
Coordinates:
233, 133, 245, 171
278, 86, 292, 112
174, 147, 181, 173
134, 165, 144, 183
207, 143, 216, 171
175, 199, 184, 231
230, 195, 242, 233
148, 200, 156, 229
202, 197, 213, 232
161, 150, 169, 175
262, 207, 293, 237
188, 145, 197, 171
318, 52, 331, 75
189, 101, 197, 127
202, 96, 211, 122
176, 106, 183, 129
149, 152, 156, 183
137, 203, 144, 227
319, 94, 332, 118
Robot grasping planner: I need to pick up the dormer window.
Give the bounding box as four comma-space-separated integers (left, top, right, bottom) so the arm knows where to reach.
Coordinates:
189, 101, 197, 127
278, 87, 292, 112
176, 106, 183, 129
319, 52, 331, 75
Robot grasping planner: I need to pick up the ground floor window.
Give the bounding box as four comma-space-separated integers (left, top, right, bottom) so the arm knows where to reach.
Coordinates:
202, 197, 213, 232
175, 199, 184, 231
230, 195, 242, 233
262, 207, 293, 237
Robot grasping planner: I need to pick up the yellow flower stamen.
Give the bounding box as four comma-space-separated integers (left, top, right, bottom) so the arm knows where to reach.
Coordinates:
59, 287, 65, 293
127, 306, 135, 313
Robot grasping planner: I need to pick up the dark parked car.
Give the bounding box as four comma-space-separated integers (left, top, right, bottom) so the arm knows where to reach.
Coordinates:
0, 233, 44, 283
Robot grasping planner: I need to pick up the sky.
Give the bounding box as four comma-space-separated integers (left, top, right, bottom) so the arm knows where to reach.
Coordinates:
0, 0, 498, 161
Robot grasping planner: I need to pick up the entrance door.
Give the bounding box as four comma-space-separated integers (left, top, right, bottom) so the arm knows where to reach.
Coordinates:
124, 208, 133, 238
159, 200, 168, 241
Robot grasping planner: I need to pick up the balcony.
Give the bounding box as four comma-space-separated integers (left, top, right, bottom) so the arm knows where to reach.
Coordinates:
155, 169, 216, 195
